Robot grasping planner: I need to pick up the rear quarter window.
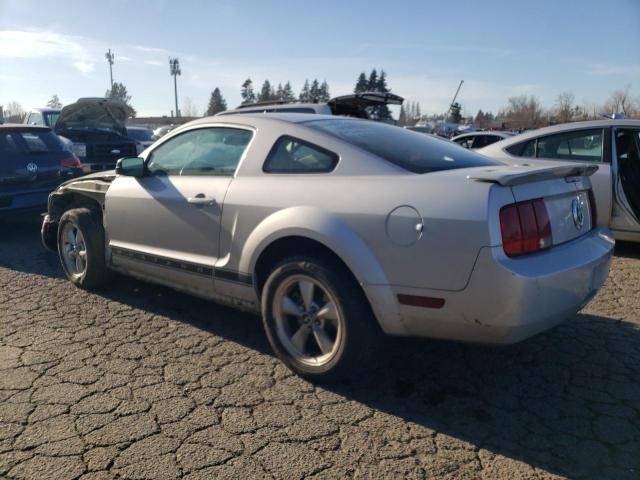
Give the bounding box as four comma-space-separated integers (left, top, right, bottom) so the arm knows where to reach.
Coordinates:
303, 119, 501, 173
264, 136, 338, 173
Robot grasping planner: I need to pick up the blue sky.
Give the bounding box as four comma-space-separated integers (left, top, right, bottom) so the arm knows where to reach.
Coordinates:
1, 0, 639, 117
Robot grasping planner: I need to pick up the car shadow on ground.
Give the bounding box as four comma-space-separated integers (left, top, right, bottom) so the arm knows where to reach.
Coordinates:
92, 275, 640, 479
615, 241, 640, 259
2, 217, 639, 479
0, 215, 63, 280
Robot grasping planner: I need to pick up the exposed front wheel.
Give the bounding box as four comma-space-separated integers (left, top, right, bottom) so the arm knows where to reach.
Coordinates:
58, 208, 112, 289
261, 257, 381, 381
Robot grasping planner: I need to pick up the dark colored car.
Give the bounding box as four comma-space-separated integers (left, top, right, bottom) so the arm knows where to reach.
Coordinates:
0, 124, 81, 215
55, 98, 138, 173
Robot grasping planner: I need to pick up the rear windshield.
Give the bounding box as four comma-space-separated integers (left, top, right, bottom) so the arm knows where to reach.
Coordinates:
0, 130, 64, 153
303, 119, 502, 173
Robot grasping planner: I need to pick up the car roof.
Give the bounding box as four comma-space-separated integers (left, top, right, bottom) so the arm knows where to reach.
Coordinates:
219, 103, 326, 115
0, 123, 52, 131
478, 119, 640, 154
188, 112, 340, 128
504, 119, 640, 143
126, 126, 152, 131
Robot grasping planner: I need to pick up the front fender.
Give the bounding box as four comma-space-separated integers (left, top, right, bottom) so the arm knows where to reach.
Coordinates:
240, 206, 389, 286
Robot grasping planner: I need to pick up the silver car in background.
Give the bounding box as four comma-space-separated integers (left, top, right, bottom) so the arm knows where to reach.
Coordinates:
479, 120, 640, 242
41, 114, 614, 380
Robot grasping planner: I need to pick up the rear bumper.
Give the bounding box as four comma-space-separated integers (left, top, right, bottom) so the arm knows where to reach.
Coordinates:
367, 227, 615, 344
0, 190, 50, 213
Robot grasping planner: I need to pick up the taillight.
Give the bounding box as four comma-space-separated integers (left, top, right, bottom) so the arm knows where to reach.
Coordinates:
500, 198, 552, 257
60, 156, 81, 168
588, 189, 597, 227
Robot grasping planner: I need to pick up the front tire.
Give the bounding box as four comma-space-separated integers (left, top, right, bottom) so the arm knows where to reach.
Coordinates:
58, 208, 111, 289
261, 256, 381, 382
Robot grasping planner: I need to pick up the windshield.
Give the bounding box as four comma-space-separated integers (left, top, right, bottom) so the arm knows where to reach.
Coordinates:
127, 128, 155, 141
44, 112, 60, 128
303, 119, 502, 173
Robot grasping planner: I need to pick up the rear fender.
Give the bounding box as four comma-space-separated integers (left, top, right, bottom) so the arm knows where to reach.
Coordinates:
239, 206, 406, 335
241, 206, 388, 286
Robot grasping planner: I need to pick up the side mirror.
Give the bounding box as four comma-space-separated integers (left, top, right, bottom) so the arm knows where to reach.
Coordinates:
115, 157, 145, 177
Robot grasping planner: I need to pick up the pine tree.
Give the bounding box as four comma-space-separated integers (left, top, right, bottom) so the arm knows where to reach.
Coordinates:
309, 79, 320, 102
367, 69, 378, 91
241, 78, 256, 105
449, 102, 462, 123
282, 82, 296, 102
374, 70, 392, 121
299, 79, 311, 102
319, 81, 330, 102
105, 82, 136, 116
206, 87, 227, 116
275, 83, 284, 101
354, 73, 368, 93
258, 80, 273, 102
398, 105, 407, 126
47, 94, 62, 109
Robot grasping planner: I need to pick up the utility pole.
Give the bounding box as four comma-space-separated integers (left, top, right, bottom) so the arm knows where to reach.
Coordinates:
169, 58, 181, 118
105, 49, 115, 92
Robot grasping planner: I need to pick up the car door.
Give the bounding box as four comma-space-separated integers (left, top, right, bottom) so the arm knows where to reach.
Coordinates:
104, 126, 254, 296
610, 127, 640, 234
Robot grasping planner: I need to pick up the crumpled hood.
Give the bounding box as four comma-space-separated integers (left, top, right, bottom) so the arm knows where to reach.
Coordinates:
59, 169, 116, 188
56, 98, 130, 135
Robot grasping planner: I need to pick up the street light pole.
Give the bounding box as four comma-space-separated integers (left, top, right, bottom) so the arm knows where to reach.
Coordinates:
105, 49, 115, 91
169, 58, 181, 118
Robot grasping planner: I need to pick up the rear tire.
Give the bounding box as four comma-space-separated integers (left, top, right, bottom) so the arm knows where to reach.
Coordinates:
261, 256, 381, 382
57, 208, 112, 289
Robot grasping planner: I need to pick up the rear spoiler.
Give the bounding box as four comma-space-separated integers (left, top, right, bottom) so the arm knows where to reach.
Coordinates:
468, 164, 598, 186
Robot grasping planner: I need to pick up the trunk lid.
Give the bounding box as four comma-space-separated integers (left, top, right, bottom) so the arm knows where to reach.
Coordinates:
328, 92, 404, 118
470, 163, 597, 247
56, 98, 130, 136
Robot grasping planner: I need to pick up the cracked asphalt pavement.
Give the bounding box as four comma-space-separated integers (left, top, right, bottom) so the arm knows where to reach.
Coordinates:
1, 216, 639, 480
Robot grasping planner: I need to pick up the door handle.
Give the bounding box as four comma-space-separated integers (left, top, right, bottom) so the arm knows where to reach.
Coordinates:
187, 194, 217, 206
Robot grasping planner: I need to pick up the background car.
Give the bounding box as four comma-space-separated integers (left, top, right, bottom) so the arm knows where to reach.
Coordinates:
1, 124, 81, 215
218, 91, 404, 119
452, 131, 516, 149
55, 98, 138, 173
153, 125, 176, 138
41, 114, 612, 380
126, 126, 158, 155
479, 120, 640, 242
24, 108, 61, 129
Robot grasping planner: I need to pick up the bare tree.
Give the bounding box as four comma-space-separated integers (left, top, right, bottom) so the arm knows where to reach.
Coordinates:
4, 101, 25, 123
555, 92, 575, 123
603, 85, 638, 117
501, 95, 545, 129
180, 97, 199, 117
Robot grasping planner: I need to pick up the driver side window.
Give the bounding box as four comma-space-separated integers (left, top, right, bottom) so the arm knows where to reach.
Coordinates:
147, 127, 253, 176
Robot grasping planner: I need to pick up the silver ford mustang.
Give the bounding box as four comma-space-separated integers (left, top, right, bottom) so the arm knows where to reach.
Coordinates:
41, 114, 614, 380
